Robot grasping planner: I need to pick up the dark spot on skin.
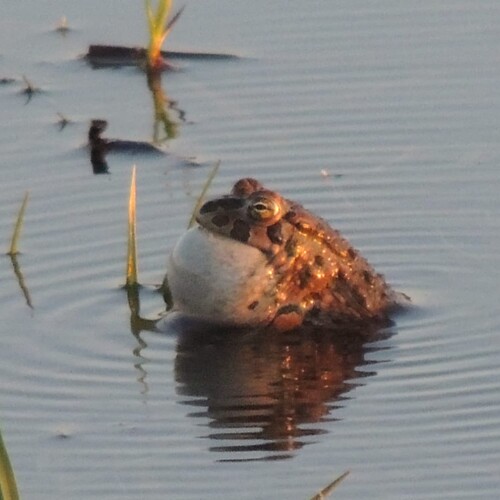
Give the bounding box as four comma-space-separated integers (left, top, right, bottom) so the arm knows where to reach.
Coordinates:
248, 301, 259, 310
298, 265, 312, 289
199, 200, 219, 214
296, 221, 311, 233
363, 270, 373, 284
347, 248, 357, 260
229, 219, 251, 243
284, 237, 297, 257
284, 210, 296, 221
309, 305, 321, 317
276, 304, 301, 316
217, 197, 245, 210
211, 213, 230, 227
351, 288, 367, 308
200, 197, 245, 214
333, 270, 367, 310
314, 255, 324, 267
266, 222, 283, 244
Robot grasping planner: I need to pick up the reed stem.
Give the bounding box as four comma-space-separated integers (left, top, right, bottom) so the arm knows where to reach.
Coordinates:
0, 429, 20, 500
126, 166, 139, 287
309, 471, 350, 499
187, 160, 220, 228
8, 191, 29, 256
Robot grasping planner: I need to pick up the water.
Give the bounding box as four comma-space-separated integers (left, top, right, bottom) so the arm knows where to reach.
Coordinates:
1, 1, 500, 498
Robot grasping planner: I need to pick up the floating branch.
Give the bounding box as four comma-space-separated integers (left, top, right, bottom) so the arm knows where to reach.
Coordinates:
126, 166, 139, 287
187, 160, 220, 229
309, 471, 350, 500
86, 44, 240, 68
7, 191, 29, 256
0, 428, 20, 500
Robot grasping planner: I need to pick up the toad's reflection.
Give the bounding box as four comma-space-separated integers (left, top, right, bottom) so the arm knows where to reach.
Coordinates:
175, 323, 392, 461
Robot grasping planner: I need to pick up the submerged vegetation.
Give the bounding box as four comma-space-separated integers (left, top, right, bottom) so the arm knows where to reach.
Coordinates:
144, 0, 184, 70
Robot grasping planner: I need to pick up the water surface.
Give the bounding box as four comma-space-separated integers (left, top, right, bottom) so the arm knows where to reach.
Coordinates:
1, 1, 500, 498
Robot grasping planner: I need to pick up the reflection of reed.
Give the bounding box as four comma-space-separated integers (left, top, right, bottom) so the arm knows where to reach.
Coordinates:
9, 254, 33, 310
126, 285, 159, 336
175, 324, 392, 462
146, 70, 184, 145
126, 284, 161, 396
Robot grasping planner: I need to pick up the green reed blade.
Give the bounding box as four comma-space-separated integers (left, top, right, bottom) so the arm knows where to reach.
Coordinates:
144, 0, 184, 69
0, 429, 20, 500
145, 0, 171, 64
145, 0, 155, 31
187, 160, 220, 229
309, 470, 350, 500
126, 166, 139, 287
7, 191, 29, 256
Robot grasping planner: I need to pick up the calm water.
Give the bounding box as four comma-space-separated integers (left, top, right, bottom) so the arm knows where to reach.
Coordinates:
1, 1, 500, 498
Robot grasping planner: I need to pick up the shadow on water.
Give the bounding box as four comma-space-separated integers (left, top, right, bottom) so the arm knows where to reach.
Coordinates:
173, 320, 395, 462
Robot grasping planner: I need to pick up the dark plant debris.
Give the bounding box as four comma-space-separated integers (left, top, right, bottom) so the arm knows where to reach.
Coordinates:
85, 44, 240, 69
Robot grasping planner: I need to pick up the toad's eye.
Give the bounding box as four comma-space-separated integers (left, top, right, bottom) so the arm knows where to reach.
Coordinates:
248, 196, 281, 222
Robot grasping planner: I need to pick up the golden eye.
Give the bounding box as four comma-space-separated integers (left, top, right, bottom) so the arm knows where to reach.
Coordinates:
248, 196, 281, 222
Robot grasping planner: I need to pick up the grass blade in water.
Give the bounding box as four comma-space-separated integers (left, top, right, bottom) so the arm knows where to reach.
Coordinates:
7, 191, 29, 256
126, 166, 139, 287
187, 160, 220, 229
0, 429, 20, 500
309, 471, 350, 500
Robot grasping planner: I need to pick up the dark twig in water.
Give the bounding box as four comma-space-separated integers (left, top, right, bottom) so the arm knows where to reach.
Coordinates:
56, 112, 71, 130
85, 44, 240, 68
21, 75, 40, 103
